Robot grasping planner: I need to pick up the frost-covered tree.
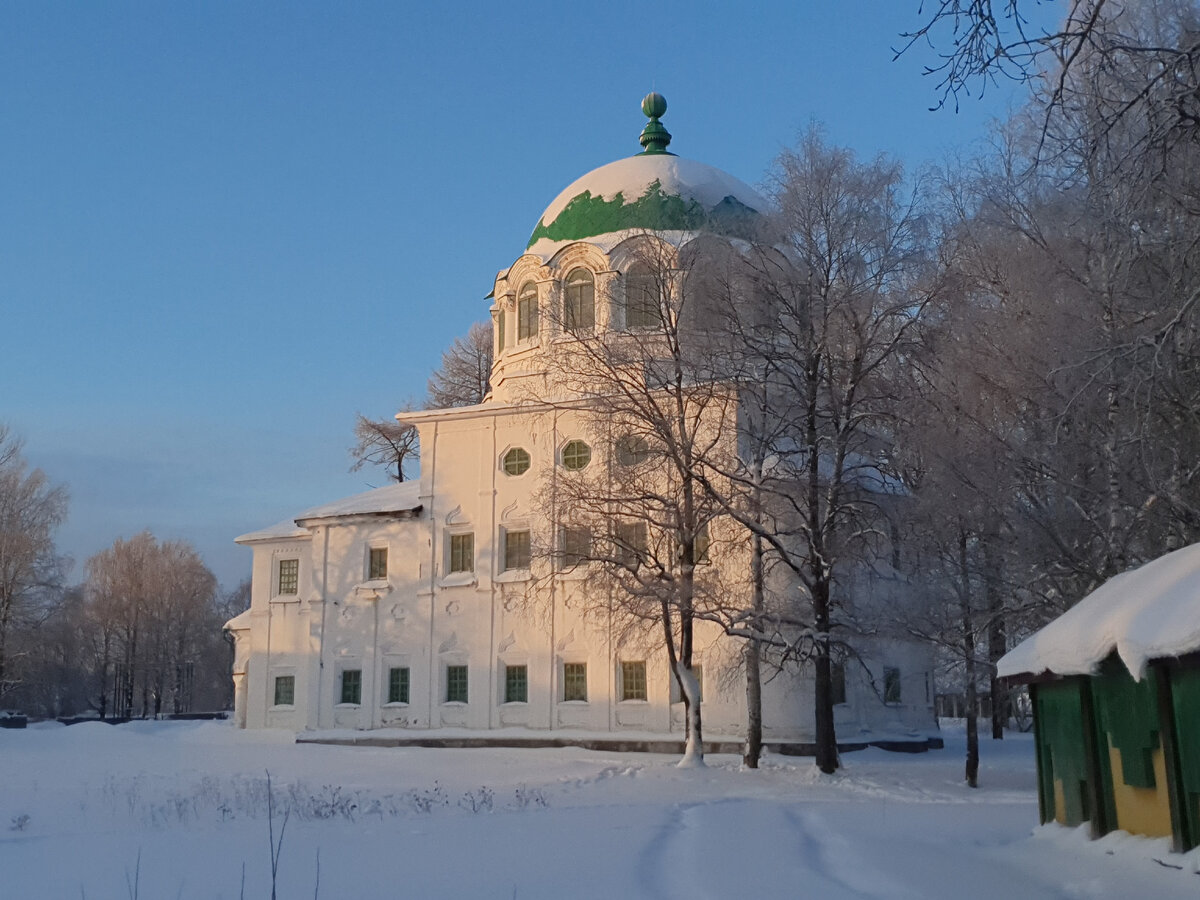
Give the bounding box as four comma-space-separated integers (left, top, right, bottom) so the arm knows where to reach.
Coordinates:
0, 426, 67, 699
83, 533, 222, 718
428, 320, 493, 408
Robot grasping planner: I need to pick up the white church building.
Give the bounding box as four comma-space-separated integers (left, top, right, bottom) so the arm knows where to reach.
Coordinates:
226, 95, 937, 747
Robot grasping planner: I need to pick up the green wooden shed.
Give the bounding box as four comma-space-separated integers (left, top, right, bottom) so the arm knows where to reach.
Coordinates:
999, 544, 1200, 853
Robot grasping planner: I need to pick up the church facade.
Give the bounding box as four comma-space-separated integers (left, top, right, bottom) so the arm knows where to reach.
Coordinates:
227, 96, 937, 745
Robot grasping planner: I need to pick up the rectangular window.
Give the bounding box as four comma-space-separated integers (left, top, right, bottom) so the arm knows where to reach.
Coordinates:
884, 666, 901, 704
273, 675, 295, 706
671, 665, 703, 703
369, 547, 388, 580
620, 661, 647, 701
562, 662, 587, 702
831, 661, 847, 706
446, 665, 468, 703
497, 310, 506, 350
504, 665, 528, 703
558, 525, 590, 570
616, 521, 647, 569
694, 521, 710, 565
277, 558, 299, 595
518, 294, 538, 341
504, 529, 531, 571
340, 669, 362, 705
449, 533, 474, 573
387, 667, 410, 704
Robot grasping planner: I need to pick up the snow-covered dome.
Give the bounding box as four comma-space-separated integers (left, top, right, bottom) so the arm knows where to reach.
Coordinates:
526, 94, 766, 256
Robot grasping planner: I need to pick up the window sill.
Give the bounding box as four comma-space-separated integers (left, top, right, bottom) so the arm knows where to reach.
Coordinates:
501, 700, 528, 707
559, 699, 589, 705
334, 703, 361, 709
439, 572, 477, 588
355, 580, 392, 597
495, 569, 531, 583
441, 701, 468, 707
271, 594, 302, 604
382, 702, 410, 709
269, 705, 296, 711
617, 699, 649, 705
555, 567, 590, 581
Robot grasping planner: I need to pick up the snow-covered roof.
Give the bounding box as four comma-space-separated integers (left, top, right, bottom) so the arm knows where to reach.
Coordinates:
998, 543, 1200, 682
526, 154, 765, 259
235, 482, 423, 545
234, 518, 309, 544
294, 481, 422, 523
223, 609, 252, 631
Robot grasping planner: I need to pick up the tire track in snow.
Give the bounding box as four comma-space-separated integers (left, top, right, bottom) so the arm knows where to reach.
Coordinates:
636, 798, 921, 899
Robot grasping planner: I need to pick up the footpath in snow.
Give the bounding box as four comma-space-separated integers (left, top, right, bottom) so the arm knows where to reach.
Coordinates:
0, 720, 1196, 899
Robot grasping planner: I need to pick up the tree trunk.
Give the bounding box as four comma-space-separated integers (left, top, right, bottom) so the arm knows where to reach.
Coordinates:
984, 536, 1006, 740
744, 531, 765, 768
960, 530, 979, 788
813, 578, 838, 775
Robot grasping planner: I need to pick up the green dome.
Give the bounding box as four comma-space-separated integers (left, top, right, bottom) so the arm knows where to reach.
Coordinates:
527, 154, 765, 253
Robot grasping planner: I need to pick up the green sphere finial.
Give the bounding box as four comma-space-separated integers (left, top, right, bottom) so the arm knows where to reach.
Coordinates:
638, 91, 673, 155
642, 92, 667, 119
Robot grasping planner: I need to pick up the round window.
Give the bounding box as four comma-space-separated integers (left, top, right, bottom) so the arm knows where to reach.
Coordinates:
503, 447, 531, 476
561, 440, 592, 471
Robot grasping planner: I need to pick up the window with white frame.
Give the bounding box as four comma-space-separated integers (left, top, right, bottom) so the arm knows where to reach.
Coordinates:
504, 529, 531, 571
503, 447, 531, 476
624, 264, 662, 328
449, 532, 474, 573
277, 558, 299, 595
694, 521, 711, 564
446, 665, 468, 703
615, 521, 647, 569
387, 667, 410, 704
563, 268, 595, 334
620, 661, 647, 701
504, 665, 528, 703
273, 675, 295, 706
557, 525, 590, 570
562, 662, 587, 702
561, 439, 591, 471
340, 669, 362, 705
368, 546, 388, 580
884, 666, 901, 704
517, 282, 538, 341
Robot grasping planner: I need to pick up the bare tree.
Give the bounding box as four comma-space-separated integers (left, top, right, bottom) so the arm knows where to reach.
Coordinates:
698, 131, 936, 774
83, 532, 220, 717
529, 234, 745, 767
0, 426, 67, 699
428, 320, 493, 408
900, 0, 1200, 173
350, 409, 420, 483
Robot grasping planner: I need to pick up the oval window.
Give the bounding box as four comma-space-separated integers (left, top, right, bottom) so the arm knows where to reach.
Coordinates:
503, 447, 531, 476
561, 440, 592, 471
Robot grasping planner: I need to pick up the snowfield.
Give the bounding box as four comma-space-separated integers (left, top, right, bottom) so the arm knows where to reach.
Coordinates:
1, 721, 1196, 898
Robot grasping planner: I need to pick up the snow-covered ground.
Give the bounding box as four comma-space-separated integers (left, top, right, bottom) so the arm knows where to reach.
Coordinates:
1, 721, 1196, 898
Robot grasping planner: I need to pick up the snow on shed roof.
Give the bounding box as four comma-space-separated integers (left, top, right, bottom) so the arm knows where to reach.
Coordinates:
235, 482, 423, 544
998, 542, 1200, 682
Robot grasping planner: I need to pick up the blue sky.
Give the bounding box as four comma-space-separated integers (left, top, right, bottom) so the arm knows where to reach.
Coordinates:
1, 2, 1054, 588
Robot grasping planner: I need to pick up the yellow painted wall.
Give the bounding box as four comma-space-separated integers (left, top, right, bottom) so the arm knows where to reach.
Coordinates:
1108, 743, 1174, 838
1052, 778, 1069, 825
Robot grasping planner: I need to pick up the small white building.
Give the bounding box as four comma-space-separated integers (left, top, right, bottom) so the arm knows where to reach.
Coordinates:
227, 96, 936, 746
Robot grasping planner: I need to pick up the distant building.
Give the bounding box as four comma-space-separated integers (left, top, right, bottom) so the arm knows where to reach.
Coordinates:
999, 544, 1200, 852
226, 96, 936, 747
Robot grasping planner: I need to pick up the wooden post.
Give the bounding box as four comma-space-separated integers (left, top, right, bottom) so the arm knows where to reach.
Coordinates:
1154, 663, 1192, 853
1078, 678, 1110, 839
